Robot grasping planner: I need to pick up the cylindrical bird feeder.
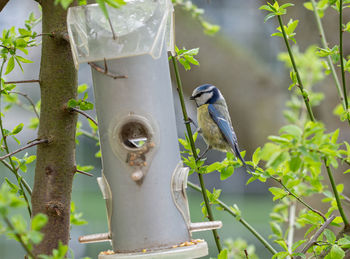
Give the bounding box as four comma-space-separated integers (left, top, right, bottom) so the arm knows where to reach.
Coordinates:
67, 1, 221, 258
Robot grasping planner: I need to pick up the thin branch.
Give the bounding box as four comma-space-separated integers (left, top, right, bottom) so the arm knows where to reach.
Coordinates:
3, 216, 37, 259
324, 159, 349, 226
276, 14, 315, 122
4, 79, 40, 84
287, 202, 296, 258
296, 215, 335, 258
339, 0, 349, 116
69, 107, 97, 126
76, 169, 93, 177
0, 60, 32, 216
343, 194, 350, 204
275, 6, 349, 228
310, 0, 348, 124
244, 250, 249, 259
79, 129, 99, 141
9, 91, 39, 118
107, 17, 117, 40
0, 139, 48, 161
188, 181, 277, 255
0, 160, 32, 195
271, 176, 326, 221
171, 55, 222, 252
88, 61, 127, 79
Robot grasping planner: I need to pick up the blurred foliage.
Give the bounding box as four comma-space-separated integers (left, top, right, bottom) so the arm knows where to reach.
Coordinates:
1, 0, 350, 258
177, 1, 350, 258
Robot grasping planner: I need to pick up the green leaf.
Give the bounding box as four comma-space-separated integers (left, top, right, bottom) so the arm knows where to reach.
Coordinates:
11, 123, 23, 135
79, 101, 94, 110
25, 155, 36, 164
279, 124, 302, 139
252, 147, 261, 167
275, 239, 288, 251
269, 187, 288, 201
78, 84, 89, 94
268, 152, 289, 170
15, 55, 33, 63
67, 99, 78, 108
5, 56, 15, 75
324, 229, 336, 244
184, 55, 199, 65
289, 156, 302, 172
56, 0, 74, 9
4, 178, 18, 192
292, 239, 306, 252
31, 213, 48, 231
96, 0, 109, 19
220, 165, 234, 180
325, 244, 345, 259
217, 249, 228, 259
268, 136, 290, 144
338, 237, 350, 248
270, 221, 283, 238
28, 230, 44, 244
206, 162, 222, 173
304, 2, 314, 10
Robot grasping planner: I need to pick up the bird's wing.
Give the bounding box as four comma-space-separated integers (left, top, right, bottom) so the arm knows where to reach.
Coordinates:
208, 104, 246, 166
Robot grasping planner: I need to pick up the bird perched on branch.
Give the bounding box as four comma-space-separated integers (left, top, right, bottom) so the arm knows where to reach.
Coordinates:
190, 84, 249, 169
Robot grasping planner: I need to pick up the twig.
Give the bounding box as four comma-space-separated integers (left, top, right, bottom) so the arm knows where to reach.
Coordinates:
0, 139, 48, 161
69, 107, 97, 126
76, 169, 93, 177
0, 160, 32, 195
0, 44, 11, 50
3, 216, 37, 259
9, 91, 39, 118
276, 14, 315, 122
324, 159, 349, 226
343, 194, 350, 204
107, 17, 117, 40
188, 181, 277, 255
275, 5, 349, 228
79, 129, 99, 141
171, 55, 223, 252
244, 249, 249, 259
271, 176, 326, 221
0, 60, 32, 216
310, 0, 349, 125
287, 201, 296, 258
88, 62, 127, 79
339, 0, 349, 117
4, 79, 40, 84
296, 215, 335, 258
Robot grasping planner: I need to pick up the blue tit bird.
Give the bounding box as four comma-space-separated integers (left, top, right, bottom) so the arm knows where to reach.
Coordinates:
190, 84, 248, 168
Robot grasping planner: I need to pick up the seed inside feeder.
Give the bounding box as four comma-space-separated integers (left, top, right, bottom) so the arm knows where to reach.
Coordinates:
120, 121, 149, 149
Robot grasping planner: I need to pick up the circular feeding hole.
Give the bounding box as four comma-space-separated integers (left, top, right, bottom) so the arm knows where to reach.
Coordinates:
120, 121, 149, 149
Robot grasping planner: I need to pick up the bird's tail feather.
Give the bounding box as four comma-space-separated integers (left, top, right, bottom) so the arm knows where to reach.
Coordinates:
233, 146, 254, 173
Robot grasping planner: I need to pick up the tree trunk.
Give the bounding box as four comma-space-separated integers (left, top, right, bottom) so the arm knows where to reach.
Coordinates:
31, 0, 77, 256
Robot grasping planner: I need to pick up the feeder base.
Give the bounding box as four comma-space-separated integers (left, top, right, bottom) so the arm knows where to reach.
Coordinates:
98, 241, 208, 259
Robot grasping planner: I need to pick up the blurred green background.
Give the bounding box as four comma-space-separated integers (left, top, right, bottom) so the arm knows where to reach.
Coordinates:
0, 0, 349, 258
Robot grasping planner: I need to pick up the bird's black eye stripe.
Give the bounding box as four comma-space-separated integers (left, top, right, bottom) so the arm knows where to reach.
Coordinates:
193, 89, 213, 98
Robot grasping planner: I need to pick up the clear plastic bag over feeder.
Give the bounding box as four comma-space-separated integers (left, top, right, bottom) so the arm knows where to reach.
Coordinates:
67, 0, 174, 68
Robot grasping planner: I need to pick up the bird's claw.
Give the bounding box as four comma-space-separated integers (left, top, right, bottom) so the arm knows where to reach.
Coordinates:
184, 117, 198, 129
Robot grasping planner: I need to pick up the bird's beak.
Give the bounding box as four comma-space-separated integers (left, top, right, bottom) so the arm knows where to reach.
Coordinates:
189, 96, 195, 100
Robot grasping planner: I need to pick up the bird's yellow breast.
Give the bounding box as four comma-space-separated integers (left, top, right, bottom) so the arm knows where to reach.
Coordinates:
197, 104, 229, 151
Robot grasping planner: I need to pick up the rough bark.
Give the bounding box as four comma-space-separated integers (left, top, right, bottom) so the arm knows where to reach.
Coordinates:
31, 0, 77, 256
0, 0, 9, 12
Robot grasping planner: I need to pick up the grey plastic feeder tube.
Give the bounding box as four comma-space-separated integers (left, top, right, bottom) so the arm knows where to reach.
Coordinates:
91, 47, 190, 252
